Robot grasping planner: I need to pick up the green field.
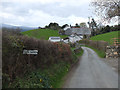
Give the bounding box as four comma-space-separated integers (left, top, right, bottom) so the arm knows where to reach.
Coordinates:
90, 31, 120, 45
22, 29, 67, 40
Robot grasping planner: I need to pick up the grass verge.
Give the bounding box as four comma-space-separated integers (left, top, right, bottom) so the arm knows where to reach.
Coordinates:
71, 47, 84, 59
76, 49, 84, 57
9, 61, 71, 88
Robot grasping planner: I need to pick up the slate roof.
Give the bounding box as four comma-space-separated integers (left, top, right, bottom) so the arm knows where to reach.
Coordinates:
65, 27, 91, 35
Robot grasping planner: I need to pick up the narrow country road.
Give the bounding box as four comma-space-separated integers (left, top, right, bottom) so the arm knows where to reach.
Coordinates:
63, 47, 118, 88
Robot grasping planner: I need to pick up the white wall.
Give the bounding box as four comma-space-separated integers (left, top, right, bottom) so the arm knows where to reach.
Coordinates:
69, 35, 82, 43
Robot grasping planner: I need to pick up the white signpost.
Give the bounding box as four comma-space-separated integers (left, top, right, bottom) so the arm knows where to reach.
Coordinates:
23, 50, 38, 54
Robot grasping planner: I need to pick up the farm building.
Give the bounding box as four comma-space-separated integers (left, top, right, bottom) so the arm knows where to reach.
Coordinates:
65, 27, 91, 38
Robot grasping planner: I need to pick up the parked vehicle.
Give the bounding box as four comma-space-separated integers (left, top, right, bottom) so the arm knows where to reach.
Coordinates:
48, 37, 62, 42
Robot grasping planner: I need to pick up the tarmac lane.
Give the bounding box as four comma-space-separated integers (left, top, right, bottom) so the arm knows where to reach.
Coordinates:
63, 47, 118, 88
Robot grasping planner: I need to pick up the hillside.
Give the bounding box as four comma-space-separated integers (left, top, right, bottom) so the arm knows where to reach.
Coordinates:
2, 24, 37, 32
90, 31, 120, 45
22, 29, 67, 40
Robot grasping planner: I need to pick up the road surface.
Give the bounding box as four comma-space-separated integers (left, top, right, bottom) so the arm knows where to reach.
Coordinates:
63, 47, 118, 88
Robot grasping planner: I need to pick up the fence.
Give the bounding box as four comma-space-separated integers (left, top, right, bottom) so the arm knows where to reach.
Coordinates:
111, 38, 120, 46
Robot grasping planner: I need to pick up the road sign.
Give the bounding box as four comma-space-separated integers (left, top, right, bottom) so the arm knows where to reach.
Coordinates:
23, 50, 38, 54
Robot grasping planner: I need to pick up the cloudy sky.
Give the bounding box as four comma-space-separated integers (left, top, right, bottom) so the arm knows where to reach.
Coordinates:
1, 0, 97, 27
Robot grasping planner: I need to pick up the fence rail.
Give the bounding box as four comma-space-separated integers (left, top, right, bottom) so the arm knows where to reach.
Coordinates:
111, 38, 120, 46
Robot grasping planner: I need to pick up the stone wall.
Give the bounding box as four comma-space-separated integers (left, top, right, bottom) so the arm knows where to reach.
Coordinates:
106, 46, 120, 58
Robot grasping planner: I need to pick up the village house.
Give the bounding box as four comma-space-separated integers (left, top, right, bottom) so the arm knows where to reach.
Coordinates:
63, 27, 91, 43
65, 27, 91, 38
63, 33, 83, 43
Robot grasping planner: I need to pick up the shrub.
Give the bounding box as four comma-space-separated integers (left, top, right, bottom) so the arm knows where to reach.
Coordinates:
2, 30, 73, 86
79, 39, 108, 52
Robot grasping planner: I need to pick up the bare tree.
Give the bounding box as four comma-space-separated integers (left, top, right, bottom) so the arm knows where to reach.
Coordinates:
88, 17, 98, 36
91, 0, 120, 22
61, 24, 69, 29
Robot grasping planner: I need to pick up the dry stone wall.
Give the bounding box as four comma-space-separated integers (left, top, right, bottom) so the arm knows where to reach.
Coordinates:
106, 46, 120, 58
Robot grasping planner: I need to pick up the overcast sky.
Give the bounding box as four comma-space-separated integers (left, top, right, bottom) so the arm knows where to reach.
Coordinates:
0, 0, 100, 27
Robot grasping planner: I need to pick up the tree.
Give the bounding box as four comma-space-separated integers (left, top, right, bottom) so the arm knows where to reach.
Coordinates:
91, 0, 120, 21
45, 22, 61, 30
79, 22, 87, 28
75, 23, 80, 28
61, 24, 69, 29
99, 25, 111, 34
38, 27, 41, 29
88, 18, 98, 36
104, 25, 111, 32
111, 24, 120, 31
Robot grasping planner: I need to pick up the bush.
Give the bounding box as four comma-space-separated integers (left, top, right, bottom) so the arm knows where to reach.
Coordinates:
79, 39, 108, 52
2, 30, 73, 86
69, 43, 76, 48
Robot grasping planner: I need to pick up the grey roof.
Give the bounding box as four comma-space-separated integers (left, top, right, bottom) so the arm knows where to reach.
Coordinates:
65, 27, 91, 35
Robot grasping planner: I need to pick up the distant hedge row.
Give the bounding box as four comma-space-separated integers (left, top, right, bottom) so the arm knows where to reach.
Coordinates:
79, 39, 108, 52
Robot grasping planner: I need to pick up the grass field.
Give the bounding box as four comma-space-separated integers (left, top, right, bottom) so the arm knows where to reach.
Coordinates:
90, 31, 120, 45
22, 29, 67, 40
